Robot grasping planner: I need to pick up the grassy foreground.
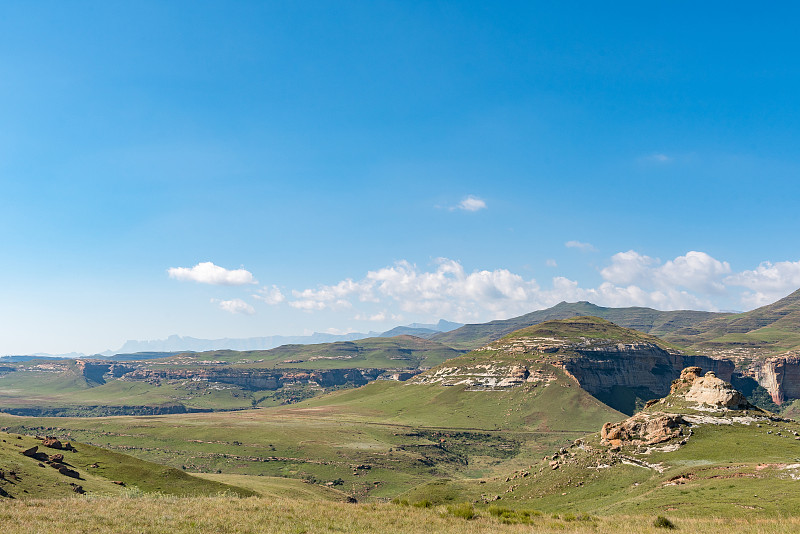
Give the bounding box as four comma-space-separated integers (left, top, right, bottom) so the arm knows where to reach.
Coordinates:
1, 495, 798, 534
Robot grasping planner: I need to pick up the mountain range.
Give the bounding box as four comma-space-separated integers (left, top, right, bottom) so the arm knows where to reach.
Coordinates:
103, 319, 464, 356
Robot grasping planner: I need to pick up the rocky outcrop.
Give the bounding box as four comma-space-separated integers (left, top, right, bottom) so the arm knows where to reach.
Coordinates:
76, 360, 135, 383
412, 363, 555, 389
601, 413, 686, 448
752, 355, 800, 405
684, 371, 748, 409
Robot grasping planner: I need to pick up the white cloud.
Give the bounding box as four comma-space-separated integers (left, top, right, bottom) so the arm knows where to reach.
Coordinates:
253, 285, 285, 305
354, 311, 399, 322
600, 250, 730, 295
283, 253, 800, 322
565, 240, 597, 252
600, 250, 658, 285
726, 260, 800, 307
657, 251, 731, 294
456, 195, 487, 212
288, 259, 543, 322
214, 298, 255, 315
289, 279, 369, 311
546, 259, 558, 267
168, 262, 256, 285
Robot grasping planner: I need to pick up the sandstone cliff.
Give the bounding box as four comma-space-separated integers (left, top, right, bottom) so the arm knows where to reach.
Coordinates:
561, 343, 734, 400
751, 354, 800, 404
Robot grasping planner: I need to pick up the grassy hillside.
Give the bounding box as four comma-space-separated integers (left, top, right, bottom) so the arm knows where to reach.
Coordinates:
152, 335, 463, 370
400, 369, 800, 518
0, 345, 624, 501
431, 301, 728, 350
665, 288, 800, 353
0, 430, 254, 499
5, 495, 799, 534
502, 315, 673, 346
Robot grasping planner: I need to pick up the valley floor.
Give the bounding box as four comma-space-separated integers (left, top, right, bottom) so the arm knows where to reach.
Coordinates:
0, 495, 798, 533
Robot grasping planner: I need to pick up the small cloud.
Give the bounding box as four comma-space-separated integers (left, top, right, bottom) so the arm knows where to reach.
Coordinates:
253, 285, 285, 305
546, 259, 558, 268
213, 298, 255, 315
451, 195, 487, 212
168, 262, 257, 285
565, 240, 597, 252
642, 153, 673, 164
324, 327, 357, 335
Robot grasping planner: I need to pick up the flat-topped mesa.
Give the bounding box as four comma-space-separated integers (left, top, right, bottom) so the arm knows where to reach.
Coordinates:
412, 318, 737, 414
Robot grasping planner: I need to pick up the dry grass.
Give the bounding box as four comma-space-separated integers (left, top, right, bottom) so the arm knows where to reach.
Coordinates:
1, 496, 799, 533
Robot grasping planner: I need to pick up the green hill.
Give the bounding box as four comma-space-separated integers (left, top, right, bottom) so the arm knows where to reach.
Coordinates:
0, 321, 628, 501
665, 288, 800, 353
159, 335, 463, 370
431, 301, 728, 350
0, 430, 254, 499
401, 367, 800, 518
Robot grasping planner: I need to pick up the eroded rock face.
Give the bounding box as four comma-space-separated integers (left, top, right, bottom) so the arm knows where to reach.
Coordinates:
561, 345, 734, 399
752, 355, 800, 405
411, 363, 553, 389
684, 371, 748, 409
670, 366, 703, 394
124, 367, 386, 390
600, 413, 686, 448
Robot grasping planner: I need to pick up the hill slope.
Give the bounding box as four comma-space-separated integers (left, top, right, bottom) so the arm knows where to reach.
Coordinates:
431, 301, 729, 350
665, 288, 800, 353
0, 430, 254, 499
403, 367, 800, 518
424, 316, 735, 414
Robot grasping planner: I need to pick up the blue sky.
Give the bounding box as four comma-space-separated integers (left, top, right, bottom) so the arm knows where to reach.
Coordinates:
2, 2, 800, 354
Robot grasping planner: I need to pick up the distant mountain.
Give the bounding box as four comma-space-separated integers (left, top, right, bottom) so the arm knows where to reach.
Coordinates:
105, 332, 379, 356
107, 320, 464, 356
430, 301, 729, 350
664, 287, 800, 352
379, 326, 439, 338
378, 319, 464, 339
406, 319, 463, 332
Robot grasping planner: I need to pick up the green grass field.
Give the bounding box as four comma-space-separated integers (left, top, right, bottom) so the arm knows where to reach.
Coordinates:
1, 495, 799, 533
0, 431, 254, 499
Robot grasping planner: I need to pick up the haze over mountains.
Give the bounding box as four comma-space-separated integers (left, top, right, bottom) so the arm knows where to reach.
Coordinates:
100, 319, 464, 357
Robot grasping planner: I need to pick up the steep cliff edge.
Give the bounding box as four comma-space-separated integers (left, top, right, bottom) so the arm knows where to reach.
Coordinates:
415, 317, 737, 414
751, 354, 800, 404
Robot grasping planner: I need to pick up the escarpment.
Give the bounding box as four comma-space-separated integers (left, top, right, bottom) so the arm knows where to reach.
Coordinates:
560, 342, 734, 400
751, 354, 800, 404
124, 367, 387, 390
411, 317, 740, 414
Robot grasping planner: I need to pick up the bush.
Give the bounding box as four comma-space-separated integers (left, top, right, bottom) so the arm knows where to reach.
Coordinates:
488, 506, 514, 517
654, 516, 677, 529
412, 499, 432, 508
446, 502, 476, 520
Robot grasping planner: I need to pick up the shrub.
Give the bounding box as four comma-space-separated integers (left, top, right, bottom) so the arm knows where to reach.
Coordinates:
488, 506, 514, 517
412, 499, 432, 508
446, 502, 476, 520
654, 516, 677, 529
